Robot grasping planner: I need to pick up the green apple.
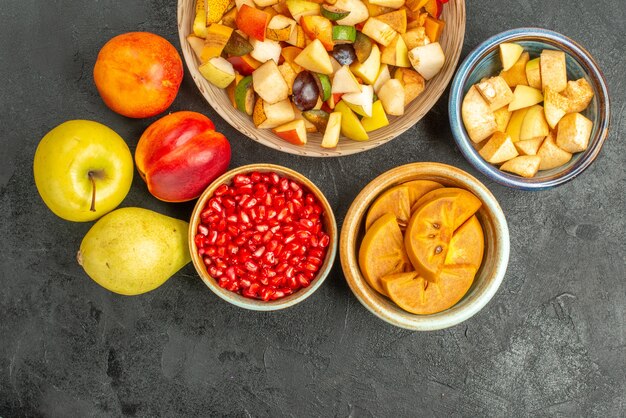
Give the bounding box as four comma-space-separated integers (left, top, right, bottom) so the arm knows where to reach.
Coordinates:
33, 120, 133, 222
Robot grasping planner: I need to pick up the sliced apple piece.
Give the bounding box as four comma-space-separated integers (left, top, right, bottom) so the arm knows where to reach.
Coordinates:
500, 52, 529, 88
301, 15, 335, 51
332, 65, 362, 94
505, 108, 529, 142
394, 67, 425, 105
493, 106, 512, 133
334, 0, 369, 26
537, 132, 572, 170
363, 0, 394, 17
519, 105, 549, 141
294, 39, 334, 74
373, 63, 391, 94
461, 86, 497, 143
556, 113, 593, 153
478, 131, 519, 164
335, 101, 369, 141
525, 57, 541, 89
361, 100, 389, 132
351, 44, 381, 84
227, 54, 262, 75
236, 5, 270, 41
321, 112, 342, 148
199, 57, 236, 88
281, 46, 303, 72
249, 38, 282, 63
563, 78, 594, 113
543, 87, 570, 129
253, 98, 296, 128
408, 42, 445, 80
343, 85, 374, 117
381, 34, 410, 68
500, 155, 541, 178
508, 85, 543, 112
252, 60, 289, 104
378, 78, 405, 116
475, 76, 514, 111
500, 43, 524, 71
514, 137, 544, 156
273, 119, 307, 145
186, 35, 205, 61
362, 18, 397, 48
286, 0, 320, 22
541, 49, 568, 93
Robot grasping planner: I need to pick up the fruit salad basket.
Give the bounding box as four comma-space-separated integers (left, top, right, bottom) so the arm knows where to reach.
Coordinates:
177, 0, 466, 157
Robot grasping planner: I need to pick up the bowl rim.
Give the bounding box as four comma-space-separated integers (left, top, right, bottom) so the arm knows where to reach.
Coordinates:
448, 27, 611, 190
188, 163, 338, 311
177, 0, 467, 157
339, 162, 510, 331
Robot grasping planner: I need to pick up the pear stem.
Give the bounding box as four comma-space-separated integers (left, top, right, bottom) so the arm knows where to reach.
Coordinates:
88, 171, 97, 212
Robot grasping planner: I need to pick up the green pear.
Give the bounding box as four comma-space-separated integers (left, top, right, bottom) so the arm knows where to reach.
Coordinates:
77, 207, 191, 295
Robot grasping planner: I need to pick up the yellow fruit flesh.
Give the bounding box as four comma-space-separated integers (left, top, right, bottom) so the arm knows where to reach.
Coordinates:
365, 185, 411, 230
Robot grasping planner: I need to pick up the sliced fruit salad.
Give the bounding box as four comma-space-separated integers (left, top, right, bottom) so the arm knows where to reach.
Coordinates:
462, 42, 595, 178
188, 0, 450, 148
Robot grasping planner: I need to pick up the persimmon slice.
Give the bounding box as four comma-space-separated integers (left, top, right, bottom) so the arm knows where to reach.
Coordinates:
359, 213, 411, 295
382, 264, 477, 315
404, 196, 455, 280
411, 187, 482, 230
445, 215, 484, 269
402, 180, 443, 212
365, 186, 411, 230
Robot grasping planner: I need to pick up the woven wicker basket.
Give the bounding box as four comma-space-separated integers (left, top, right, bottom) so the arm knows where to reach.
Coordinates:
177, 0, 466, 157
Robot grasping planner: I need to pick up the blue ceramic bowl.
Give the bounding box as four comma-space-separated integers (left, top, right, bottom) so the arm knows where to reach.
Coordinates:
449, 28, 610, 190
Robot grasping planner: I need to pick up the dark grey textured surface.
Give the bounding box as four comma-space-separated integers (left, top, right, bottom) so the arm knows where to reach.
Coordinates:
1, 0, 625, 416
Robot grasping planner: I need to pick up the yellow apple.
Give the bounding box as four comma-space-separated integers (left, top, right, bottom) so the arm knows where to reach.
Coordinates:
335, 101, 369, 141
199, 57, 236, 88
321, 112, 342, 148
294, 39, 333, 74
34, 120, 133, 222
519, 105, 550, 141
500, 52, 529, 87
514, 137, 544, 156
493, 106, 512, 132
352, 44, 381, 85
361, 100, 389, 132
508, 85, 543, 111
499, 43, 524, 71
505, 108, 530, 142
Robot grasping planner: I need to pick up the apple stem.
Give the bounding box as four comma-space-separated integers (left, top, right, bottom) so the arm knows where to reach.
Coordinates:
88, 171, 97, 212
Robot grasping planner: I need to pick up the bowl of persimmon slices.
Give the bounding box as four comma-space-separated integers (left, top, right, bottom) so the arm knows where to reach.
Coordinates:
340, 162, 510, 330
178, 0, 465, 156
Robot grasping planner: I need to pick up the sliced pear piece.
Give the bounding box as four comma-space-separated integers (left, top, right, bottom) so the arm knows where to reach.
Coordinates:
478, 131, 519, 164
362, 17, 398, 47
514, 137, 544, 156
378, 79, 405, 116
493, 106, 512, 132
519, 105, 549, 141
332, 65, 362, 94
321, 112, 342, 148
525, 57, 541, 89
499, 43, 524, 71
199, 57, 236, 88
505, 108, 530, 142
334, 0, 369, 26
373, 63, 391, 94
508, 85, 543, 112
408, 42, 445, 80
541, 49, 568, 93
537, 132, 572, 170
563, 78, 594, 113
500, 155, 541, 178
252, 60, 289, 104
556, 113, 593, 153
343, 85, 374, 117
475, 76, 514, 111
500, 52, 529, 88
543, 87, 570, 129
461, 85, 497, 143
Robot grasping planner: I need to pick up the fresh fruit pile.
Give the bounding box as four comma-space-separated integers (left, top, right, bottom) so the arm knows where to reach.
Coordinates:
359, 181, 484, 314
188, 0, 450, 147
194, 171, 331, 301
34, 32, 233, 295
462, 42, 595, 178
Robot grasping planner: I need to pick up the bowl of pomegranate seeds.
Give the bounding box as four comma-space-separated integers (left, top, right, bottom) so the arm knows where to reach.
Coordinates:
189, 164, 337, 310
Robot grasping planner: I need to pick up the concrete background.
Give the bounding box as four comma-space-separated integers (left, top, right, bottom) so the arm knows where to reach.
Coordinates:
1, 0, 624, 416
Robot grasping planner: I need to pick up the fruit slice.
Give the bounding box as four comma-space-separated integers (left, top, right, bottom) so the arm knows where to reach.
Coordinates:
378, 79, 405, 116
500, 52, 529, 88
193, 0, 208, 38
314, 73, 332, 101
478, 131, 519, 164
505, 108, 530, 142
444, 215, 484, 269
321, 111, 342, 148
294, 39, 334, 74
223, 31, 254, 56
508, 85, 543, 112
514, 137, 543, 156
410, 188, 482, 229
227, 54, 262, 75
332, 25, 357, 44
286, 0, 321, 22
537, 132, 572, 170
381, 34, 410, 68
362, 17, 397, 47
519, 105, 549, 141
354, 31, 374, 63
201, 24, 234, 61
332, 65, 361, 94
402, 180, 443, 210
394, 67, 425, 106
563, 78, 594, 113
253, 98, 295, 128
540, 49, 567, 93
408, 42, 445, 80
500, 155, 541, 178
273, 119, 308, 145
359, 213, 411, 295
499, 43, 524, 71
302, 109, 330, 132
365, 185, 411, 230
234, 75, 255, 115
334, 0, 369, 26
404, 196, 455, 280
351, 44, 381, 84
335, 101, 369, 141
423, 15, 444, 42
361, 100, 389, 132
493, 106, 512, 133
266, 15, 296, 41
461, 86, 497, 143
236, 5, 270, 41
252, 60, 289, 104
555, 112, 593, 153
382, 265, 477, 315
543, 87, 570, 129
301, 15, 335, 51
525, 57, 541, 89
321, 4, 351, 20
343, 85, 374, 117
373, 64, 391, 94
475, 76, 514, 111
199, 57, 236, 88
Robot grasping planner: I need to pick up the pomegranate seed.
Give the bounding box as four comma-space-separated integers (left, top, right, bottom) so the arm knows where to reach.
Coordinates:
299, 219, 314, 229
318, 234, 330, 248
263, 251, 276, 265
245, 260, 259, 272
262, 231, 273, 243
250, 171, 262, 182
297, 230, 312, 240
257, 205, 266, 220
214, 184, 229, 196
310, 249, 324, 259
269, 172, 280, 184
253, 246, 266, 258
206, 247, 217, 257
233, 174, 251, 185
237, 184, 253, 194
240, 211, 250, 224
297, 274, 310, 288
203, 257, 212, 266
198, 224, 209, 236
209, 198, 223, 213
284, 234, 297, 244
256, 224, 269, 233
223, 197, 236, 209
254, 184, 268, 198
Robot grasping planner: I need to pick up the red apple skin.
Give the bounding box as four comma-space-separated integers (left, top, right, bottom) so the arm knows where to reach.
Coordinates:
227, 55, 261, 76
273, 128, 306, 145
94, 32, 183, 118
236, 5, 269, 41
135, 111, 231, 202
